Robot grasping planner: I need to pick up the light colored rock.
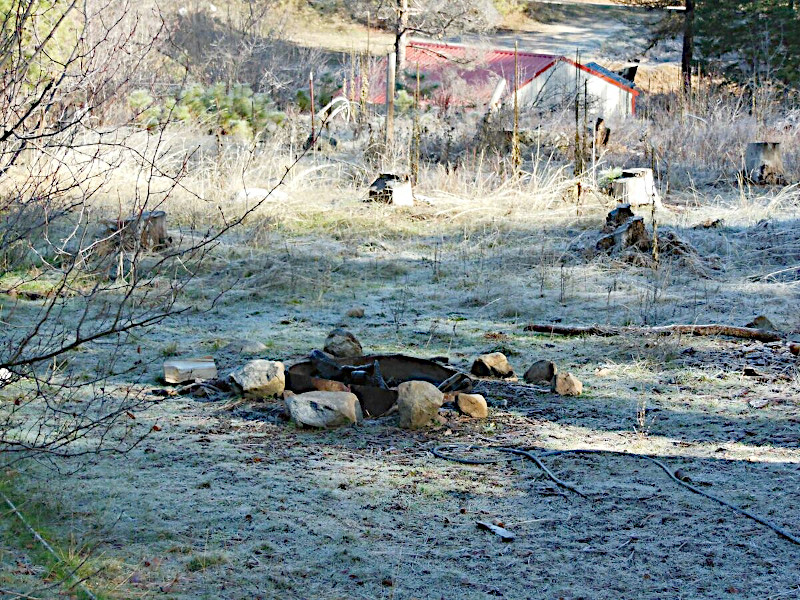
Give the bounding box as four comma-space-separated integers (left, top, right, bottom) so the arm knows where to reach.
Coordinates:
524, 360, 557, 384
222, 339, 268, 354
285, 391, 363, 428
552, 372, 583, 396
323, 328, 362, 358
0, 368, 12, 384
346, 306, 365, 318
471, 352, 514, 378
397, 381, 444, 429
163, 357, 217, 384
457, 393, 488, 419
229, 360, 285, 398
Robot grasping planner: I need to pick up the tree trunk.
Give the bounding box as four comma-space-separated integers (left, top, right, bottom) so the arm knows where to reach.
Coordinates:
681, 0, 695, 92
385, 51, 396, 150
395, 0, 408, 74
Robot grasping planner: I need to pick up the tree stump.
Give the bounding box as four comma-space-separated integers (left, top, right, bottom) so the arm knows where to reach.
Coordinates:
745, 142, 786, 185
106, 210, 171, 251
611, 168, 662, 209
367, 173, 414, 206
596, 203, 652, 254
594, 118, 611, 148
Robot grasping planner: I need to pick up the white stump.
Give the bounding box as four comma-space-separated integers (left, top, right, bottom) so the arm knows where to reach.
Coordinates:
367, 173, 414, 207
612, 168, 662, 210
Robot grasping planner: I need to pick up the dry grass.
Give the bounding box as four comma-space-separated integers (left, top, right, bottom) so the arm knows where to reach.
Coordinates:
2, 84, 800, 599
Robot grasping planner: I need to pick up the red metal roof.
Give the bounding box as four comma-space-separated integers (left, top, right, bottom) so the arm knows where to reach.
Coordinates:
351, 40, 639, 114
365, 40, 560, 106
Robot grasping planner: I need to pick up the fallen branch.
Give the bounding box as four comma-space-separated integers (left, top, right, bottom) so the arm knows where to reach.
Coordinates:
523, 323, 781, 342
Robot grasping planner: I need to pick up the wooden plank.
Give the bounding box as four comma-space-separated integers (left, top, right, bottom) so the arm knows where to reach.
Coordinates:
164, 357, 217, 384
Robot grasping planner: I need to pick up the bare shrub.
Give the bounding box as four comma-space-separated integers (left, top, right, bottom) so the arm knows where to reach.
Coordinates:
0, 0, 288, 460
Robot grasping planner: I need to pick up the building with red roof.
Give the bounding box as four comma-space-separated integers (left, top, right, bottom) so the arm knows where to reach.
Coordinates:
360, 40, 638, 117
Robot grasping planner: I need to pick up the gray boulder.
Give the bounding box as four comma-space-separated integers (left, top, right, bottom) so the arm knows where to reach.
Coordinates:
285, 391, 363, 428
229, 360, 285, 399
524, 360, 557, 384
323, 328, 363, 358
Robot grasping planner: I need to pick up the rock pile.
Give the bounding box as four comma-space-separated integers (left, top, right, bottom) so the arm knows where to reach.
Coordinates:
163, 328, 616, 430
523, 358, 583, 396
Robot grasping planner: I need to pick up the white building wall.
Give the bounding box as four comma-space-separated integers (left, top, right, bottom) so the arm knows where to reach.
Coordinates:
517, 60, 634, 118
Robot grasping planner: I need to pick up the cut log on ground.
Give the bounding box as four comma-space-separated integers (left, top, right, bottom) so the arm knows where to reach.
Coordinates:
164, 357, 218, 384
523, 323, 781, 342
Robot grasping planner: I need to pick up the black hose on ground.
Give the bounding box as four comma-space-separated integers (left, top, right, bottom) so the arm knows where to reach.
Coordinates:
431, 444, 800, 546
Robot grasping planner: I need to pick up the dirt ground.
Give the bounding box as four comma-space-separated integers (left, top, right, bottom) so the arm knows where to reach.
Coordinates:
1, 179, 799, 599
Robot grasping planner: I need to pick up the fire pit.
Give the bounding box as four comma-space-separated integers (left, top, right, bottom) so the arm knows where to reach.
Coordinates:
286, 353, 472, 417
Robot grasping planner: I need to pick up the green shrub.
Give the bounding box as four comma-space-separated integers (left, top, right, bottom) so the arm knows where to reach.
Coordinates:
128, 83, 286, 138
395, 89, 415, 114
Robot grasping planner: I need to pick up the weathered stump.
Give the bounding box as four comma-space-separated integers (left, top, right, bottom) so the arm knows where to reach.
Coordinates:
611, 168, 662, 209
367, 173, 414, 206
744, 142, 786, 185
596, 203, 651, 254
106, 210, 170, 251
